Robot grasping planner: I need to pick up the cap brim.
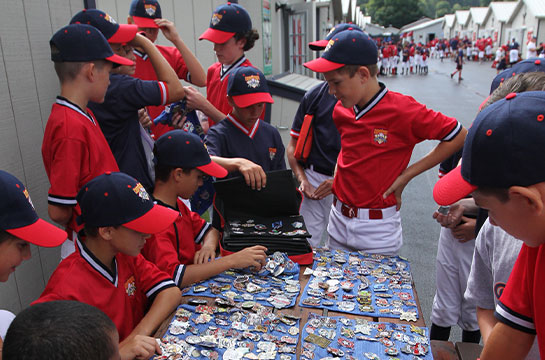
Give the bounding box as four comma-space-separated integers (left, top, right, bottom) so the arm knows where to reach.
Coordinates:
132, 16, 159, 28
232, 93, 274, 108
199, 28, 235, 44
433, 166, 477, 206
303, 57, 344, 73
123, 204, 178, 234
106, 53, 135, 66
108, 24, 138, 44
6, 219, 67, 248
308, 40, 328, 51
198, 161, 228, 178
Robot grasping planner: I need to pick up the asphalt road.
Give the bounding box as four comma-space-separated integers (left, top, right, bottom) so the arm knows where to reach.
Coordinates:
380, 57, 498, 340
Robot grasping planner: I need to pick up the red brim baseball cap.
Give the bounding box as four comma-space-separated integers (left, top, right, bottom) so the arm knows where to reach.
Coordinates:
198, 161, 228, 178
433, 166, 477, 206
7, 219, 67, 248
308, 39, 328, 50
232, 92, 274, 108
123, 203, 178, 234
106, 53, 135, 66
303, 57, 344, 73
131, 16, 159, 28
109, 24, 138, 44
199, 28, 235, 44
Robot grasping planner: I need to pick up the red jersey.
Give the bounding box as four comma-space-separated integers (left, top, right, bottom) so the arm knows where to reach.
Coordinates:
332, 84, 461, 209
496, 243, 545, 354
33, 239, 176, 340
382, 47, 391, 58
42, 97, 119, 234
206, 56, 253, 127
142, 198, 211, 287
133, 45, 190, 139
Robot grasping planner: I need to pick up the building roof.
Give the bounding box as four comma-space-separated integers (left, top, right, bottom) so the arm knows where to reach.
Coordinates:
469, 7, 488, 25
488, 1, 518, 22
517, 0, 545, 18
454, 10, 470, 27
444, 14, 456, 28
401, 17, 444, 33
399, 17, 432, 31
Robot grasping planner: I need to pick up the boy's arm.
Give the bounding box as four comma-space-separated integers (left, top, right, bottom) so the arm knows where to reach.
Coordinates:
287, 137, 315, 199
155, 19, 206, 87
184, 86, 226, 123
194, 228, 220, 264
181, 246, 267, 287
477, 307, 498, 344
48, 204, 72, 226
480, 322, 534, 359
210, 156, 267, 190
383, 126, 467, 210
130, 33, 185, 102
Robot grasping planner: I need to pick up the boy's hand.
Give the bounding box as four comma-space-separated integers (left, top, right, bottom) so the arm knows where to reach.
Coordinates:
383, 173, 410, 210
170, 112, 186, 129
194, 245, 216, 264
313, 179, 333, 200
236, 159, 267, 190
119, 335, 161, 360
154, 18, 180, 43
299, 179, 316, 199
184, 86, 209, 112
451, 216, 476, 243
432, 203, 464, 228
231, 246, 268, 270
138, 109, 152, 128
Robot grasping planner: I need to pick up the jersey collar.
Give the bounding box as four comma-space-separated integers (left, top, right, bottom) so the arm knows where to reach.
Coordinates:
220, 55, 247, 81
227, 114, 260, 139
353, 83, 388, 120
133, 48, 148, 61
56, 96, 97, 125
76, 237, 119, 287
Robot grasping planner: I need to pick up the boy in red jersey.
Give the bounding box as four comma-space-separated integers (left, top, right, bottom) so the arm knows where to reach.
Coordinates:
434, 91, 545, 359
42, 24, 134, 259
127, 0, 206, 138
304, 29, 466, 254
142, 130, 267, 287
34, 172, 181, 360
187, 2, 260, 128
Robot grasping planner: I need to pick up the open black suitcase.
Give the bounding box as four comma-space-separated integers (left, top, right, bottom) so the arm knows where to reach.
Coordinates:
213, 170, 313, 264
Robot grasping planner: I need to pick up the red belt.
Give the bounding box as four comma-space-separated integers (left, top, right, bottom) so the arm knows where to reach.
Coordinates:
333, 198, 384, 219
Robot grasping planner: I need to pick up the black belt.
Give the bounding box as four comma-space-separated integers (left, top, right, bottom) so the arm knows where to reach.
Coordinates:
303, 163, 334, 177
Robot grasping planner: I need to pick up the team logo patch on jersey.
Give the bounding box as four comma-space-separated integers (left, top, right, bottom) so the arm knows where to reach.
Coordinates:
494, 282, 506, 300
269, 147, 277, 160
211, 13, 223, 26
132, 183, 150, 201
144, 4, 156, 16
125, 276, 136, 297
245, 75, 260, 88
23, 188, 35, 210
373, 129, 388, 144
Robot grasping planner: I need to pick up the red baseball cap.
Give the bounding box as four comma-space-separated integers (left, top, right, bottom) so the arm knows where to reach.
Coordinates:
0, 171, 66, 247
129, 0, 161, 29
199, 3, 252, 44
70, 9, 138, 44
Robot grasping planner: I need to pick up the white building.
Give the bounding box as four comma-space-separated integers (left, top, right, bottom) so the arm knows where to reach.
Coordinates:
467, 7, 488, 41
401, 17, 445, 44
443, 14, 456, 39
481, 2, 518, 46
505, 0, 545, 58
453, 10, 470, 38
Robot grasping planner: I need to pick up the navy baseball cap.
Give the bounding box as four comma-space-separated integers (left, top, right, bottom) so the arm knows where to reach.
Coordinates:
199, 3, 252, 44
308, 23, 363, 51
0, 170, 66, 247
77, 172, 177, 234
129, 0, 162, 28
227, 66, 273, 108
155, 130, 228, 178
490, 58, 545, 94
434, 91, 545, 206
50, 24, 134, 66
70, 9, 137, 44
304, 29, 378, 73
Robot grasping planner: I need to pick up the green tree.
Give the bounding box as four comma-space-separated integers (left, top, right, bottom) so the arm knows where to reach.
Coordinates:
435, 0, 451, 17
366, 0, 425, 28
419, 0, 437, 18
452, 3, 463, 11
